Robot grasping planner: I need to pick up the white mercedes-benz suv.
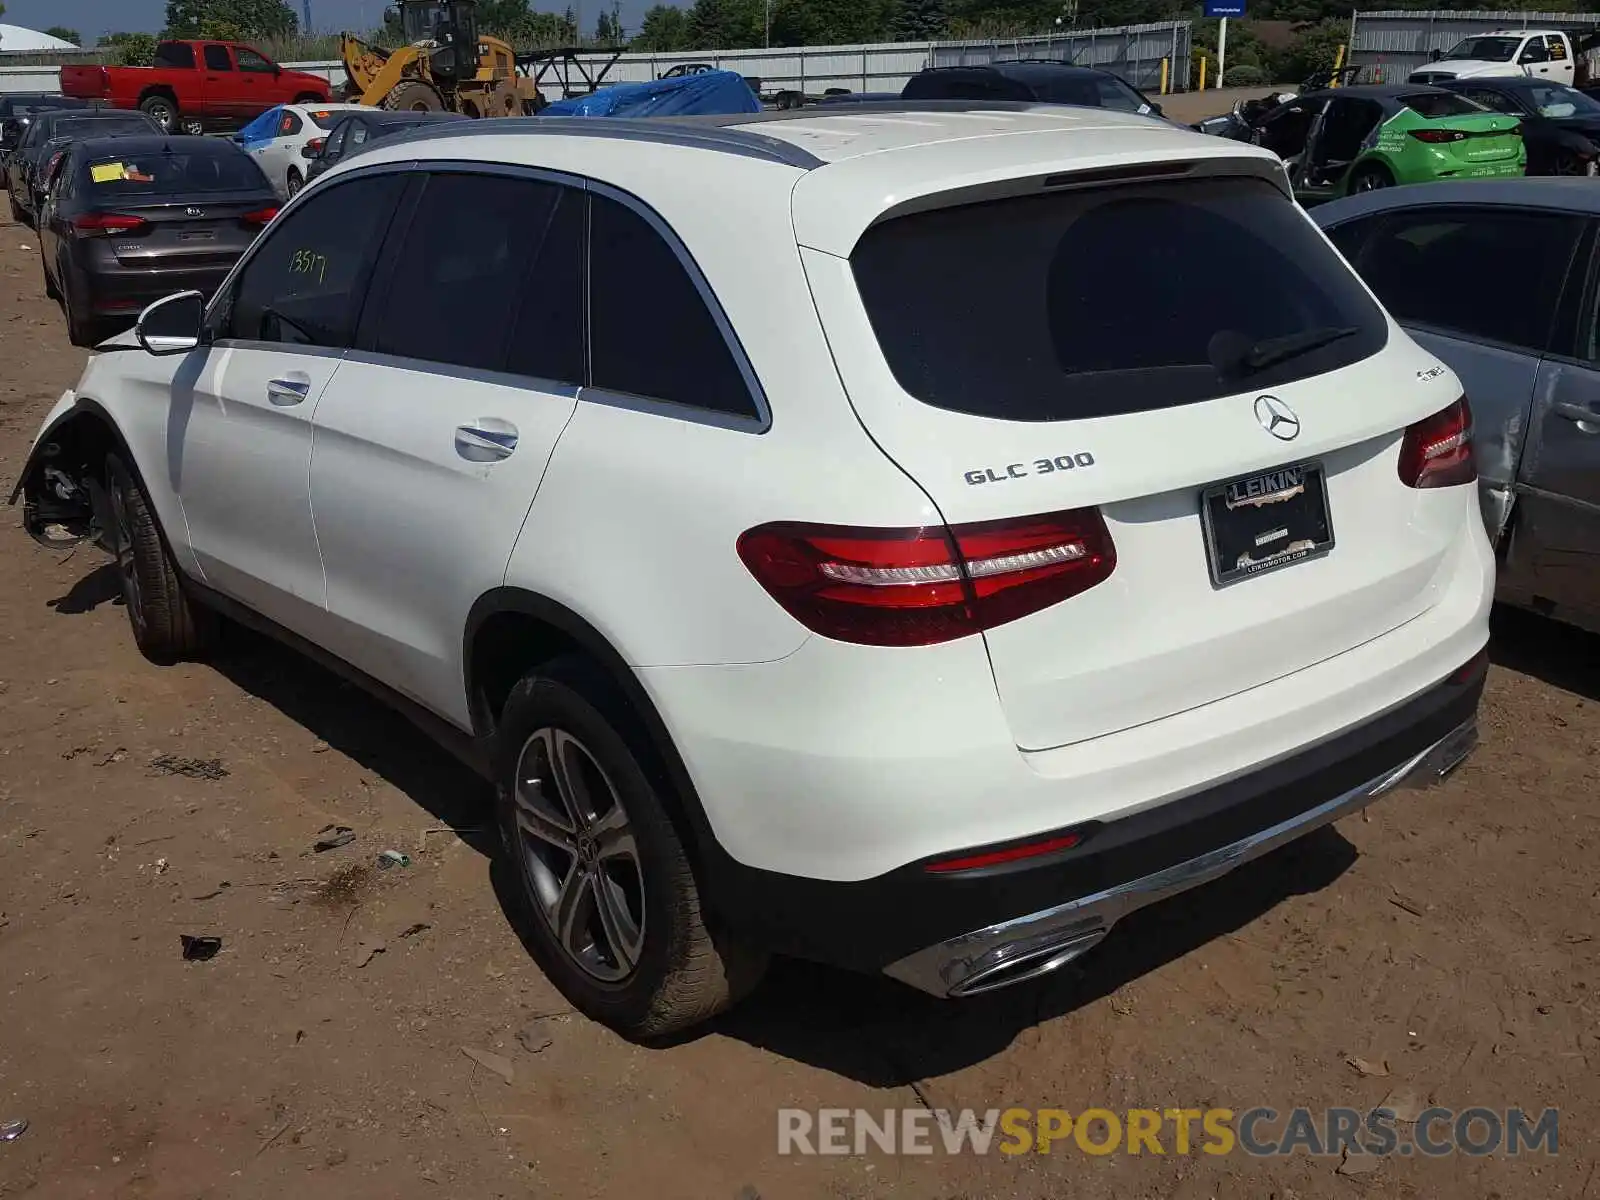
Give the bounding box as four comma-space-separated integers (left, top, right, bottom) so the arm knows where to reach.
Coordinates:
12, 102, 1493, 1039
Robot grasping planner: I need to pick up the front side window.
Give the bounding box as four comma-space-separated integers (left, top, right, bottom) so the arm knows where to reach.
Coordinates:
1342, 207, 1582, 353
325, 121, 351, 156
851, 176, 1389, 421
236, 48, 275, 73
1520, 38, 1550, 64
204, 45, 233, 71
369, 172, 581, 379
219, 173, 405, 347
588, 192, 758, 418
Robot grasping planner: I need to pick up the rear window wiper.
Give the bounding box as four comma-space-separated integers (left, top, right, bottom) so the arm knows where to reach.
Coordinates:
1225, 325, 1362, 375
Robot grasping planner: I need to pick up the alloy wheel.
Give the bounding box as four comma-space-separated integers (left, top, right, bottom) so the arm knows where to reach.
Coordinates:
512, 728, 646, 983
108, 479, 146, 639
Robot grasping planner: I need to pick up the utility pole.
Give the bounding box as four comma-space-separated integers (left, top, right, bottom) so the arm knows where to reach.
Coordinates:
766, 0, 772, 47
302, 0, 313, 34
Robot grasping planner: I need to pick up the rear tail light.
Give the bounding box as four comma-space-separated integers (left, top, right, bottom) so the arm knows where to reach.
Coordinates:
1398, 396, 1476, 488
1409, 127, 1468, 143
44, 149, 64, 179
72, 212, 147, 235
241, 207, 278, 225
736, 509, 1117, 647
302, 138, 325, 158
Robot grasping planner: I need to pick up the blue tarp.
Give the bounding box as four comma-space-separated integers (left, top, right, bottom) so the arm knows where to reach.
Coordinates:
541, 70, 761, 119
233, 105, 285, 151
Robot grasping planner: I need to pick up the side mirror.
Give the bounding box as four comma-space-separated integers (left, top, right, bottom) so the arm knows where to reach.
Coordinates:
136, 290, 205, 356
1430, 49, 1443, 62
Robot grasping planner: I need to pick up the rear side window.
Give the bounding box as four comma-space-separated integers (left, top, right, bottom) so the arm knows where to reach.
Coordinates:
278, 110, 304, 136
1336, 207, 1582, 354
588, 192, 757, 418
370, 172, 582, 380
222, 173, 405, 347
85, 147, 267, 195
154, 43, 197, 69
204, 45, 233, 71
903, 72, 1029, 101
1399, 91, 1484, 118
851, 177, 1388, 422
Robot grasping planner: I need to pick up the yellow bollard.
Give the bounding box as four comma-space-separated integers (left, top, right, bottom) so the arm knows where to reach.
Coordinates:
1160, 56, 1170, 95
1199, 56, 1208, 90
1332, 42, 1346, 86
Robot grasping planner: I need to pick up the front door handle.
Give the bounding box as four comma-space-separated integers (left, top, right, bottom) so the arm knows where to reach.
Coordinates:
267, 376, 310, 406
1552, 400, 1600, 429
455, 422, 519, 462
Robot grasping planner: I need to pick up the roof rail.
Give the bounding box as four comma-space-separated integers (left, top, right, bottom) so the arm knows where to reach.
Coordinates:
361, 114, 826, 170
680, 99, 1068, 124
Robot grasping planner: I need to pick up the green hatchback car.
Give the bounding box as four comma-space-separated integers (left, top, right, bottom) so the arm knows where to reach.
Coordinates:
1246, 84, 1526, 205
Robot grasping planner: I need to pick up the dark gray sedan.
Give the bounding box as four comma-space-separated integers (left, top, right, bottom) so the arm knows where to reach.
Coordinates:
8, 107, 159, 226
38, 135, 279, 346
1315, 179, 1600, 635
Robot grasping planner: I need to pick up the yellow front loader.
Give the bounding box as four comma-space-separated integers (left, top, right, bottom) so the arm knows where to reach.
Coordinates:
340, 0, 543, 118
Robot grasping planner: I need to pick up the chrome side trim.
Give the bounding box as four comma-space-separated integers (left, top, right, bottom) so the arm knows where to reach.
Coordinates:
884, 718, 1479, 999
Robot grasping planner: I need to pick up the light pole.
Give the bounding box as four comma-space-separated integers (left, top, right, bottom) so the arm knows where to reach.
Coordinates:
766, 0, 772, 48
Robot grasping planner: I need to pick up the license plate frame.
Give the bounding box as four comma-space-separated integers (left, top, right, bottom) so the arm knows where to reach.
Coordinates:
1200, 459, 1335, 588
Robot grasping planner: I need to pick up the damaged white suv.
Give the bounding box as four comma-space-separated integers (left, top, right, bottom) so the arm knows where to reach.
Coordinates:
12, 102, 1493, 1038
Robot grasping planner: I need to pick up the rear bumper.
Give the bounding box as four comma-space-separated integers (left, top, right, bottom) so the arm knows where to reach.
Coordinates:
702, 651, 1486, 991
81, 262, 233, 315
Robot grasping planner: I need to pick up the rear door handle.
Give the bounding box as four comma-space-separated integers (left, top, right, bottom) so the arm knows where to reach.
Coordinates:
1552, 401, 1600, 428
267, 377, 311, 406
455, 422, 519, 462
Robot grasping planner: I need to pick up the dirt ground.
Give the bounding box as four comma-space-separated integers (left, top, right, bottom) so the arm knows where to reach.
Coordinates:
0, 214, 1596, 1200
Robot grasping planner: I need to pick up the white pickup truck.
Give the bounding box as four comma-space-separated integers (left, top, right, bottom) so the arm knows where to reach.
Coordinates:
1409, 29, 1592, 86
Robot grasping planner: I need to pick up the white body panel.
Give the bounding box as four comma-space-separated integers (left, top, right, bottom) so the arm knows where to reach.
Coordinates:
245, 103, 365, 199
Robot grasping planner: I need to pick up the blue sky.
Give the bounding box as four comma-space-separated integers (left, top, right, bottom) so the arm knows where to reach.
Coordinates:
2, 0, 675, 42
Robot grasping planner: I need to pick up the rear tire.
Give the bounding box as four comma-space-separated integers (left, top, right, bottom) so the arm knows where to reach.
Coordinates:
1552, 149, 1598, 177
493, 656, 767, 1040
105, 454, 216, 663
286, 168, 304, 197
62, 280, 102, 349
383, 82, 444, 113
139, 93, 178, 133
1348, 163, 1393, 194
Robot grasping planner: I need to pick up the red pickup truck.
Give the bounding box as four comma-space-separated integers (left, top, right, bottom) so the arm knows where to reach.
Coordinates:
61, 40, 332, 135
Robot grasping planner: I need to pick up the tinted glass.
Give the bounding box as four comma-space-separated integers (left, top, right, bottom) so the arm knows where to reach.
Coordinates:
1444, 36, 1519, 61
852, 177, 1388, 421
1524, 82, 1600, 116
224, 173, 405, 347
307, 109, 348, 129
1338, 207, 1581, 354
1458, 87, 1523, 114
506, 186, 584, 383
204, 45, 233, 71
371, 173, 580, 377
903, 72, 1028, 101
1519, 39, 1550, 63
154, 43, 197, 69
236, 48, 274, 72
278, 110, 304, 136
56, 116, 159, 139
85, 146, 268, 195
589, 192, 756, 417
1400, 92, 1486, 118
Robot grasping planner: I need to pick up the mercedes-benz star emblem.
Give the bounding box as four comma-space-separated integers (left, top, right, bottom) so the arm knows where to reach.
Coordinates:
1254, 395, 1301, 441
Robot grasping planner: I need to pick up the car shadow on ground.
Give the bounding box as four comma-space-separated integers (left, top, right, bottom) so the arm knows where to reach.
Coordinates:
1488, 603, 1600, 702
48, 562, 123, 614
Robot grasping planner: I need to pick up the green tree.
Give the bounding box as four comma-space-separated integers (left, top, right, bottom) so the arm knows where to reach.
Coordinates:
103, 31, 159, 64
634, 4, 689, 49
165, 0, 298, 40
596, 8, 623, 43
685, 0, 758, 50
44, 26, 82, 45
889, 0, 947, 41
1280, 17, 1348, 82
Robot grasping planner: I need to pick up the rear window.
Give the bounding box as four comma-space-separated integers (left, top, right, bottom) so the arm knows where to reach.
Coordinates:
85, 148, 267, 195
1400, 92, 1486, 118
307, 109, 348, 129
851, 176, 1388, 421
56, 117, 157, 139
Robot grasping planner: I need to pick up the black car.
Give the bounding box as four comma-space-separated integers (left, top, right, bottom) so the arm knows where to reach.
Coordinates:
2, 95, 70, 186
37, 135, 279, 347
304, 110, 468, 184
9, 108, 160, 226
900, 61, 1166, 118
1439, 76, 1600, 175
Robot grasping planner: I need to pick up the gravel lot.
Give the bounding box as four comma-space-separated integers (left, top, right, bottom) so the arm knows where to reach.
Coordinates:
0, 212, 1595, 1200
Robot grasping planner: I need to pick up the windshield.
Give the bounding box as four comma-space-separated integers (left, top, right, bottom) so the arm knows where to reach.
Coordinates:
1400, 92, 1487, 118
1524, 82, 1600, 117
1037, 73, 1152, 112
1442, 36, 1521, 62
85, 147, 268, 196
851, 177, 1387, 421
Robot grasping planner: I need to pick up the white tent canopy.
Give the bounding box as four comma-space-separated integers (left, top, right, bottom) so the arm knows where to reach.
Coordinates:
0, 24, 80, 51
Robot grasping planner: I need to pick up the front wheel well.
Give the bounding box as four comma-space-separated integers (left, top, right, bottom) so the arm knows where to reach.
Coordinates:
14, 408, 124, 546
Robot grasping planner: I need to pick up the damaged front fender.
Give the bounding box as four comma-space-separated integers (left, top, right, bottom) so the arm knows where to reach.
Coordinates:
8, 391, 122, 550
